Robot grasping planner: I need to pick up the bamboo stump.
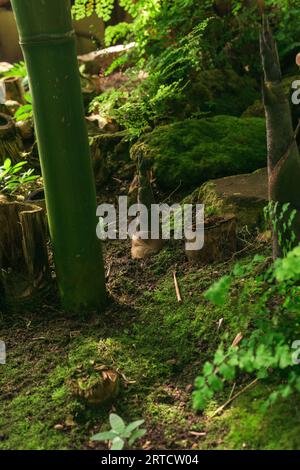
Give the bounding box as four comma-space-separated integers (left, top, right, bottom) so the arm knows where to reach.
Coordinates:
2, 76, 25, 103
186, 214, 237, 264
0, 197, 50, 310
0, 113, 23, 165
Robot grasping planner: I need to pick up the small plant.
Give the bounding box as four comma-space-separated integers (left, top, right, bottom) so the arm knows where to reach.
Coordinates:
3, 61, 27, 79
14, 93, 33, 122
193, 249, 300, 413
91, 413, 146, 450
0, 158, 39, 195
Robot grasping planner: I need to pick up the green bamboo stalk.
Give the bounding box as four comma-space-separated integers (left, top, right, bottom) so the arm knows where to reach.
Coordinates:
11, 0, 106, 311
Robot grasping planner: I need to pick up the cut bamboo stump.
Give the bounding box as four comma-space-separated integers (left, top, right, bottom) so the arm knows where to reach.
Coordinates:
0, 197, 50, 310
0, 112, 23, 165
186, 214, 237, 264
2, 76, 25, 103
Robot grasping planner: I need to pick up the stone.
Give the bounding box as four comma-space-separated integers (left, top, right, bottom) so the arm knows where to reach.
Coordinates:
78, 42, 136, 75
131, 116, 267, 191
188, 168, 268, 229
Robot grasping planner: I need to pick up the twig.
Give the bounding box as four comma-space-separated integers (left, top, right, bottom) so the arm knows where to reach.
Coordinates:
211, 378, 259, 418
106, 263, 112, 281
228, 382, 236, 400
173, 271, 182, 303
162, 180, 182, 204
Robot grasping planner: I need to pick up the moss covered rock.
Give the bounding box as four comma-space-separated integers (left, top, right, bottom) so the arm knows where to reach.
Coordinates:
131, 116, 267, 191
184, 168, 268, 229
184, 69, 259, 117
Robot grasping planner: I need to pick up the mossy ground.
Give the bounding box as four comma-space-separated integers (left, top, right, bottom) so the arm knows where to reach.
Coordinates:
1, 239, 299, 450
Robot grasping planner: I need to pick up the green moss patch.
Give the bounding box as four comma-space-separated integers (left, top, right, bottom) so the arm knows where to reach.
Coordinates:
131, 116, 267, 190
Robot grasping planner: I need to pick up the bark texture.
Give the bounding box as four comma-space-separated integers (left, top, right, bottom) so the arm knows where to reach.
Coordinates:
0, 198, 50, 310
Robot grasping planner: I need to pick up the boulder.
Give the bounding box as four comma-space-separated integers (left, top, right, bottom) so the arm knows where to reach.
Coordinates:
185, 168, 268, 229
183, 69, 259, 118
131, 116, 267, 191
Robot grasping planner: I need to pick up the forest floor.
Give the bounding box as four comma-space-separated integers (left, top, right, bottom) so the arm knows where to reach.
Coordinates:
1, 235, 300, 450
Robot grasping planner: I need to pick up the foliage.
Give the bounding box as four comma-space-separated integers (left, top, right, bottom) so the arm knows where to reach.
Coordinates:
14, 93, 33, 122
193, 248, 300, 412
74, 0, 300, 137
91, 413, 146, 450
0, 158, 38, 195
90, 78, 184, 139
3, 61, 27, 79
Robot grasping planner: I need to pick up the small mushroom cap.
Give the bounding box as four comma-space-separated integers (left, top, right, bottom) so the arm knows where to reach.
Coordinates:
296, 53, 300, 67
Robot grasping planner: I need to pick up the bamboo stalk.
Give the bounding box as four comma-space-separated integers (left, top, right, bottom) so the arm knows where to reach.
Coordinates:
11, 0, 106, 311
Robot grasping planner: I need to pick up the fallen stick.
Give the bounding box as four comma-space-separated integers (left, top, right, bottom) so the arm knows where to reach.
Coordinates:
106, 263, 112, 281
173, 271, 182, 303
211, 378, 258, 418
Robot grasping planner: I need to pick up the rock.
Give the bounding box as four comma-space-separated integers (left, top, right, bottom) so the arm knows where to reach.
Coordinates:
89, 131, 133, 187
0, 62, 13, 75
186, 214, 237, 264
186, 168, 268, 229
131, 116, 267, 191
242, 99, 264, 118
78, 42, 136, 75
182, 69, 259, 118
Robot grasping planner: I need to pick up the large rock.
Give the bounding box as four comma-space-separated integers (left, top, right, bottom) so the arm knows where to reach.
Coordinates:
185, 168, 268, 229
183, 69, 259, 118
131, 116, 267, 191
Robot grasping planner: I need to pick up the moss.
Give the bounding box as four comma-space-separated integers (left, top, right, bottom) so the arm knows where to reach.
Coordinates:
184, 69, 259, 118
0, 246, 298, 450
202, 384, 300, 450
242, 100, 264, 118
183, 168, 268, 230
131, 116, 266, 191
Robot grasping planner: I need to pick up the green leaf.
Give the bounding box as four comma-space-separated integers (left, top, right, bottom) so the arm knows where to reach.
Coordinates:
111, 436, 125, 450
4, 159, 11, 170
126, 420, 145, 433
203, 362, 214, 376
128, 429, 147, 446
109, 413, 126, 433
204, 276, 231, 306
214, 349, 225, 365
219, 363, 235, 381
207, 373, 223, 392
91, 431, 117, 441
